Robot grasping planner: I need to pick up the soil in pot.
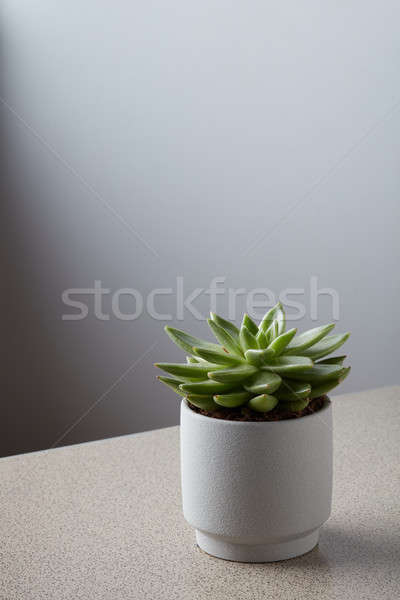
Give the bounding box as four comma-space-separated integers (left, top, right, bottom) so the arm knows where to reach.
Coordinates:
188, 395, 326, 422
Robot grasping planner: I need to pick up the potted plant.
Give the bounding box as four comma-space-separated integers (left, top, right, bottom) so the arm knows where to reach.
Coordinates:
155, 303, 350, 562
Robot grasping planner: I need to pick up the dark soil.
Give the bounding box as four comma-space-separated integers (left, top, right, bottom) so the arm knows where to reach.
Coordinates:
188, 395, 327, 422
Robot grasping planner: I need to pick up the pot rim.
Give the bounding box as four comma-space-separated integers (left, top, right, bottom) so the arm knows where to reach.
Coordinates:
181, 396, 331, 427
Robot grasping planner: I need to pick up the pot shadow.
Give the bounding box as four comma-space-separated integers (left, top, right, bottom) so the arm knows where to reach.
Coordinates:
230, 525, 399, 598
193, 525, 400, 599
253, 524, 400, 577
318, 524, 399, 573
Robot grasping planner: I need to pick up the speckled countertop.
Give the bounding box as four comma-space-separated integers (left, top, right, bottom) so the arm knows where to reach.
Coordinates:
1, 386, 399, 600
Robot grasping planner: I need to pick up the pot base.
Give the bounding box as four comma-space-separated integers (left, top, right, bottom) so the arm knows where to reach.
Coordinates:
196, 529, 319, 563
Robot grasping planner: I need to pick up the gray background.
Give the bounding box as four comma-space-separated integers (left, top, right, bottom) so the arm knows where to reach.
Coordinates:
1, 1, 399, 457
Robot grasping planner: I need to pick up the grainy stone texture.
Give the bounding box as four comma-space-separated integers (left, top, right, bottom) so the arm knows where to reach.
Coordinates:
0, 386, 399, 600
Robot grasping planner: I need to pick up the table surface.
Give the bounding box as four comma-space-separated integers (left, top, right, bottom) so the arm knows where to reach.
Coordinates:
1, 386, 399, 600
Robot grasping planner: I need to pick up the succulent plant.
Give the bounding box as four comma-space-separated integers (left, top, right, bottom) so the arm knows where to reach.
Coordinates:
155, 303, 350, 413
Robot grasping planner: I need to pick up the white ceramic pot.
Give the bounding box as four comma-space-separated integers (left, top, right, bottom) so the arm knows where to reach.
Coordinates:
180, 398, 332, 562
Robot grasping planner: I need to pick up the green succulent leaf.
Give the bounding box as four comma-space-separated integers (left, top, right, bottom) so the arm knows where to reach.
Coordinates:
208, 364, 257, 383
248, 394, 278, 413
213, 391, 251, 407
180, 380, 235, 395
258, 305, 277, 333
210, 312, 240, 341
157, 376, 186, 396
276, 310, 286, 335
241, 313, 259, 336
317, 355, 347, 365
186, 396, 219, 410
255, 329, 269, 348
155, 362, 221, 378
301, 333, 350, 360
245, 348, 276, 366
285, 398, 310, 412
164, 326, 219, 354
309, 367, 351, 397
263, 355, 313, 374
309, 380, 340, 399
239, 325, 259, 352
268, 319, 280, 341
286, 363, 346, 383
244, 371, 282, 394
268, 328, 297, 355
275, 381, 311, 401
159, 305, 351, 411
186, 356, 199, 364
192, 346, 242, 366
284, 324, 335, 354
207, 319, 243, 357
259, 302, 285, 335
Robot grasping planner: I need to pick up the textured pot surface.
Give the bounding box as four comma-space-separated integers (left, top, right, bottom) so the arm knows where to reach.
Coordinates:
180, 399, 333, 562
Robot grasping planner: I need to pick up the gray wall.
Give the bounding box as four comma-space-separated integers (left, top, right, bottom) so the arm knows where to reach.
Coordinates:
1, 1, 399, 456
